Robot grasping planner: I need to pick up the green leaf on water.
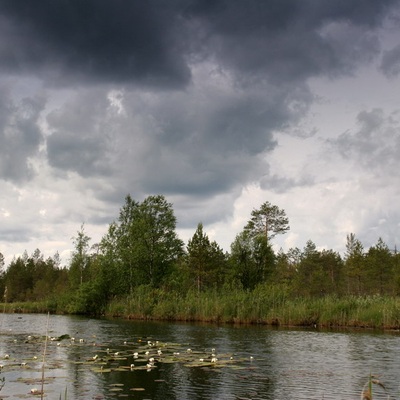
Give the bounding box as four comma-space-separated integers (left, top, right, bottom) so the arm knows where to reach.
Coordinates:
92, 367, 112, 373
56, 334, 71, 341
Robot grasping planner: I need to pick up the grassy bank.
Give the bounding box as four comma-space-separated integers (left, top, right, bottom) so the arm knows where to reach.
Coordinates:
104, 285, 400, 329
3, 285, 400, 329
0, 300, 56, 314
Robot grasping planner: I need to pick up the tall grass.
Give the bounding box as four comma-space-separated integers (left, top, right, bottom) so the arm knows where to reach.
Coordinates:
0, 300, 57, 314
104, 286, 400, 329
2, 285, 400, 329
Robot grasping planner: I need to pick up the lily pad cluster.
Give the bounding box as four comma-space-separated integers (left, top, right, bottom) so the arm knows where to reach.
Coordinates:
70, 338, 254, 373
0, 331, 256, 398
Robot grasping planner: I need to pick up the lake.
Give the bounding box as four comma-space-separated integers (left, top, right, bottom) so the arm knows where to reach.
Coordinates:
0, 313, 399, 399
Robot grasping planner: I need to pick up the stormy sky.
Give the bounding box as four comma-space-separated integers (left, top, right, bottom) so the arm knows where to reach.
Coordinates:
1, 0, 400, 265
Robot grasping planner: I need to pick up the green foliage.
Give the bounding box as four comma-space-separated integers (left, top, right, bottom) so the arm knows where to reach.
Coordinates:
186, 223, 227, 292
139, 195, 185, 286
99, 194, 184, 296
4, 256, 31, 301
244, 201, 290, 241
1, 250, 67, 303
344, 233, 365, 295
365, 237, 393, 295
69, 224, 91, 288
273, 248, 297, 285
65, 281, 107, 315
2, 195, 400, 328
393, 251, 400, 295
230, 230, 276, 290
291, 241, 343, 297
229, 200, 286, 290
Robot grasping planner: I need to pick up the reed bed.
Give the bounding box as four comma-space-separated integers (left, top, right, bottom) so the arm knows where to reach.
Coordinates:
3, 287, 400, 330
104, 286, 400, 329
0, 300, 55, 314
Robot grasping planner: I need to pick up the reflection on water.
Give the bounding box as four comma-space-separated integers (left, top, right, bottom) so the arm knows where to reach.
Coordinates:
0, 313, 399, 399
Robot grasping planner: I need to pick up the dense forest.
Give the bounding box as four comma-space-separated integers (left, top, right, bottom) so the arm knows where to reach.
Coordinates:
1, 194, 399, 324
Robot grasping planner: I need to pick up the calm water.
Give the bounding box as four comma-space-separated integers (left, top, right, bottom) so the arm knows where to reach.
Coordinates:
0, 313, 399, 399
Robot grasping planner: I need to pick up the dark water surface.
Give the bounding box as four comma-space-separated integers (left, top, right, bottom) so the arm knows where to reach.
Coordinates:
0, 313, 399, 399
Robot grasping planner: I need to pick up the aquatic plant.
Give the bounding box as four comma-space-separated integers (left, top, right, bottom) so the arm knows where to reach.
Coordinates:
59, 387, 68, 400
40, 312, 50, 399
360, 374, 387, 400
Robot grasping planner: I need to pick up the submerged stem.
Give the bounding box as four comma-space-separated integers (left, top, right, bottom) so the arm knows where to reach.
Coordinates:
41, 312, 50, 400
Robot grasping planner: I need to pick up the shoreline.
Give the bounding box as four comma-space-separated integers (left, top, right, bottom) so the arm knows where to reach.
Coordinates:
2, 291, 400, 332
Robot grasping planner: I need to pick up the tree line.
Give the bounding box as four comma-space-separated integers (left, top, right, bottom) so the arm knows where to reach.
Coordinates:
1, 194, 399, 314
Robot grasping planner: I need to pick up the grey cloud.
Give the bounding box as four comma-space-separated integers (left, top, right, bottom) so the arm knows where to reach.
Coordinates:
0, 89, 45, 181
260, 173, 315, 193
0, 227, 32, 242
380, 44, 400, 78
333, 108, 400, 173
184, 0, 394, 83
44, 75, 312, 205
356, 210, 400, 252
173, 189, 242, 230
46, 90, 114, 177
118, 80, 313, 197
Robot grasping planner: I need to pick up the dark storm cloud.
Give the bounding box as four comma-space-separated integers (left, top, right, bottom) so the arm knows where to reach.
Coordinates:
0, 0, 396, 87
2, 0, 398, 229
0, 0, 191, 88
0, 88, 45, 181
184, 0, 392, 83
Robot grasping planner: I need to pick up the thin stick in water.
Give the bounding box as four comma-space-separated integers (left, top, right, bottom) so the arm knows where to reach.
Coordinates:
41, 312, 50, 400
